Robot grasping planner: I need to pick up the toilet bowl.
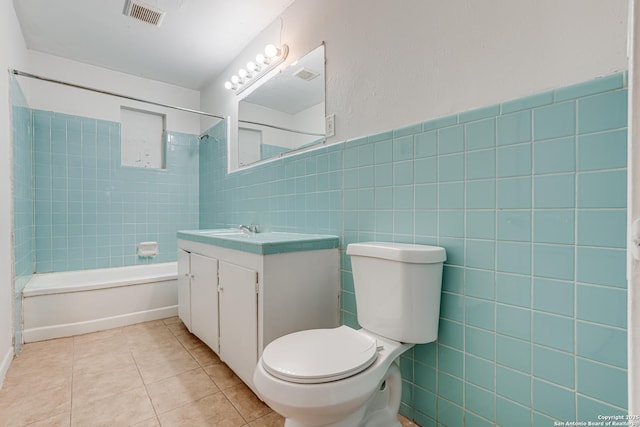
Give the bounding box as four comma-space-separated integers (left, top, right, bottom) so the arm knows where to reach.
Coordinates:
253, 242, 446, 427
253, 327, 412, 427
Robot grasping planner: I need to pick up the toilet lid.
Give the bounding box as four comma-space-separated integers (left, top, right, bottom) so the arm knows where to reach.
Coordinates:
261, 326, 379, 384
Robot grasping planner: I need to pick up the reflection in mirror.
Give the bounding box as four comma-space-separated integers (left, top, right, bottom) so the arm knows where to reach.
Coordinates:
238, 44, 325, 167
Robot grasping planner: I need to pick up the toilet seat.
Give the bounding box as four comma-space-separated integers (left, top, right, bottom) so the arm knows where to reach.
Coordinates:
261, 326, 379, 384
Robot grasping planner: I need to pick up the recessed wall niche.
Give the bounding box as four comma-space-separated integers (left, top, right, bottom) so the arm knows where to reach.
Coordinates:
120, 106, 166, 169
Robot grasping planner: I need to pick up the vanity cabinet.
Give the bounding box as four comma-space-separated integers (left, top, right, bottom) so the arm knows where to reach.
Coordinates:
218, 261, 258, 385
177, 249, 219, 352
177, 233, 339, 392
177, 249, 190, 329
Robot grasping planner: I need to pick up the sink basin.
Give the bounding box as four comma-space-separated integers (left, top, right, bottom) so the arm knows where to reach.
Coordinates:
190, 229, 244, 236
177, 229, 340, 255
213, 232, 256, 239
205, 231, 246, 236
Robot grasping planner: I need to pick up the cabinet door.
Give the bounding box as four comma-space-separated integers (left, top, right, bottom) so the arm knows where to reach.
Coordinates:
219, 261, 258, 386
177, 249, 191, 330
190, 253, 220, 354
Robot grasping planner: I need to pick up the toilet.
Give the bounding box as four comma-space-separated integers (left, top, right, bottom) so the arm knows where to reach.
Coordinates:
253, 242, 446, 427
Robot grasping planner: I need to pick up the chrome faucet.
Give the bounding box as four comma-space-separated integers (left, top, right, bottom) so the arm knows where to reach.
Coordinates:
238, 224, 258, 234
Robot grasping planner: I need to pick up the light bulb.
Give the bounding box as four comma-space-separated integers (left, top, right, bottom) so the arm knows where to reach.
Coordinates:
238, 68, 248, 79
231, 75, 240, 84
224, 81, 233, 90
256, 53, 268, 66
264, 44, 280, 58
246, 61, 258, 72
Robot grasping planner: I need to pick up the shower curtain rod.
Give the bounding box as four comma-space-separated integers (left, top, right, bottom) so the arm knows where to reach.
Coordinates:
11, 69, 326, 139
10, 69, 226, 120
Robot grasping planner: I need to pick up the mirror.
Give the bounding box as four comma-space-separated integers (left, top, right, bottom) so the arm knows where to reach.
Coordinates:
238, 44, 325, 167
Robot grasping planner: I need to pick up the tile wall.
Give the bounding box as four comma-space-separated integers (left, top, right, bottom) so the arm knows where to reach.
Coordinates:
198, 72, 629, 425
27, 109, 199, 273
261, 143, 289, 160
11, 76, 33, 351
199, 120, 342, 236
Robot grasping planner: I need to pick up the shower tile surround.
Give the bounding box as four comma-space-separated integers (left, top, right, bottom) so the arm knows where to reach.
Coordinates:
11, 78, 199, 349
199, 72, 629, 425
11, 76, 33, 353
25, 110, 199, 272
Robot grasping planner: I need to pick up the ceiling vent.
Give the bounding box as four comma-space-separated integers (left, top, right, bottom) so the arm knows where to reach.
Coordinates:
293, 68, 320, 82
123, 0, 166, 26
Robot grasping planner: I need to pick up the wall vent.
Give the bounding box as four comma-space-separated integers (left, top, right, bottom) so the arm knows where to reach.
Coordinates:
123, 0, 166, 27
293, 68, 320, 82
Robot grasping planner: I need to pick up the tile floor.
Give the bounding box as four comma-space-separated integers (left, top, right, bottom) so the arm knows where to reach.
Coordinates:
0, 317, 418, 426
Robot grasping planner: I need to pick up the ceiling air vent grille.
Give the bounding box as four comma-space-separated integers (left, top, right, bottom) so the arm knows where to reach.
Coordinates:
293, 68, 320, 82
123, 0, 166, 27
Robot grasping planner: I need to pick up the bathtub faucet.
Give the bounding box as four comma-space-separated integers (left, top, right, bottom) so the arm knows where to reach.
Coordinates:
238, 224, 259, 234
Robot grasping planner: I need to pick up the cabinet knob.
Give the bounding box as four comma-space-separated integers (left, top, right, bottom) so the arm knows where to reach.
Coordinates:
184, 273, 189, 277
190, 274, 195, 279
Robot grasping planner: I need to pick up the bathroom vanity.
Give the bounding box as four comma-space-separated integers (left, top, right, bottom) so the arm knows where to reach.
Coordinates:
176, 229, 340, 392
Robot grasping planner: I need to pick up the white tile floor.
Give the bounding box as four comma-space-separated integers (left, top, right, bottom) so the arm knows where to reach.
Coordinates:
0, 317, 419, 426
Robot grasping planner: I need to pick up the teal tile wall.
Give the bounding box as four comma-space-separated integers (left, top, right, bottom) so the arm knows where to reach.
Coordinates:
11, 76, 33, 352
261, 143, 289, 159
199, 72, 628, 425
199, 119, 342, 235
31, 110, 199, 272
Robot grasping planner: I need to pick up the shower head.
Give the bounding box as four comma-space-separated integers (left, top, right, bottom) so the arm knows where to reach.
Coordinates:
197, 133, 210, 142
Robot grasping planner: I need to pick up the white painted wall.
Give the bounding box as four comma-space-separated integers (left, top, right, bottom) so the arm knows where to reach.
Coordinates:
201, 0, 629, 171
20, 50, 200, 135
0, 0, 29, 385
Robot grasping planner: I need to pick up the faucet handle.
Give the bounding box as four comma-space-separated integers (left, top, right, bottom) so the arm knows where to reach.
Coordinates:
238, 224, 259, 234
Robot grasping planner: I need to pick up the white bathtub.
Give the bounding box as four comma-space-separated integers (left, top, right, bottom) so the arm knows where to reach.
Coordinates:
22, 262, 178, 342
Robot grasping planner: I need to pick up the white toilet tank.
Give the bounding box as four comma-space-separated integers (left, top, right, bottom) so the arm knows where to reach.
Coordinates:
346, 242, 446, 344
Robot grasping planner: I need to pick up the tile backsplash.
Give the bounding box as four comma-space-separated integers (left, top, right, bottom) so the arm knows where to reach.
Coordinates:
199, 72, 628, 425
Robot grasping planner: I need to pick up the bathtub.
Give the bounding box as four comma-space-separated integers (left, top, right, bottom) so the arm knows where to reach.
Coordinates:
22, 262, 178, 342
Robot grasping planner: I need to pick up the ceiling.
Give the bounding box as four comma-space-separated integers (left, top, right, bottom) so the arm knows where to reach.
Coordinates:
12, 0, 297, 90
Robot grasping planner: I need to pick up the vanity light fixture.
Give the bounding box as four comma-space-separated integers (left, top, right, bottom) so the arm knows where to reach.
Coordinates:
224, 43, 289, 94
264, 44, 280, 58
246, 61, 259, 73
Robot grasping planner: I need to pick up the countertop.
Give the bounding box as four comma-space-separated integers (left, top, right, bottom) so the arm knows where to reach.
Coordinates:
177, 229, 340, 255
